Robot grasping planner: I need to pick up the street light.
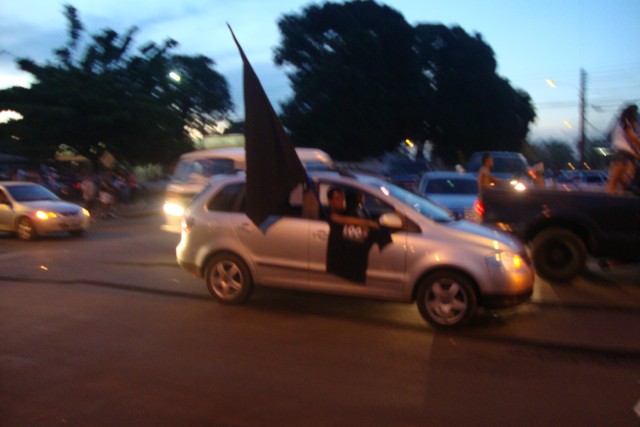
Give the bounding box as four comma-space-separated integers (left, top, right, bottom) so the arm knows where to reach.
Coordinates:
545, 69, 588, 168
168, 71, 181, 82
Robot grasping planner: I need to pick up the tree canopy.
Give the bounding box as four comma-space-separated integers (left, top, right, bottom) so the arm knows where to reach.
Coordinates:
414, 24, 535, 164
274, 1, 427, 161
275, 1, 536, 164
0, 5, 233, 165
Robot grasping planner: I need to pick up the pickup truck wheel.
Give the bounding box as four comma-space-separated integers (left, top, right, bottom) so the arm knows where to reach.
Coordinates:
531, 228, 586, 282
205, 253, 253, 305
416, 271, 477, 328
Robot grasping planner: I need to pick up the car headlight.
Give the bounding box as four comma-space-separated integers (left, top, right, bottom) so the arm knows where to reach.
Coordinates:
163, 202, 185, 217
82, 208, 90, 217
487, 251, 526, 273
509, 180, 527, 191
35, 210, 58, 220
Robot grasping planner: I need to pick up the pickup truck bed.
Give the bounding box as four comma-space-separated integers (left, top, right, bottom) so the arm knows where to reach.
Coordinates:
481, 187, 640, 281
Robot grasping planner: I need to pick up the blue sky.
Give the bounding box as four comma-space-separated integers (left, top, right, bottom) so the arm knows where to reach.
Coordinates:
1, 0, 639, 143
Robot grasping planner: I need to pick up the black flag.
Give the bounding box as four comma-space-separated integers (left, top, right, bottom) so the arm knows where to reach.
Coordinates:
228, 25, 308, 228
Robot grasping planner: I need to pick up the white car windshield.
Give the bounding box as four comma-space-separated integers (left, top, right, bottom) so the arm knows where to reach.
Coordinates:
7, 184, 60, 202
358, 176, 454, 223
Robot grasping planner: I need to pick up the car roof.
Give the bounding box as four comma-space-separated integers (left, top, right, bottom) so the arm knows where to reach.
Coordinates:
178, 147, 334, 166
0, 181, 41, 188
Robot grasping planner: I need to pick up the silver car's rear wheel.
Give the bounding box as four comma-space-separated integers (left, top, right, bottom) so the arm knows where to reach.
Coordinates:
17, 217, 37, 241
205, 253, 253, 305
417, 271, 477, 328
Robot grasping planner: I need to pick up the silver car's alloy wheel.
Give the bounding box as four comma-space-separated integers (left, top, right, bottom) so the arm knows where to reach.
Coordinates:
16, 217, 36, 241
417, 271, 477, 328
205, 253, 253, 305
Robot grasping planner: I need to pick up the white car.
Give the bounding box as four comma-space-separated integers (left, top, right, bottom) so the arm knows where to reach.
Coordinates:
163, 147, 334, 232
176, 172, 534, 328
0, 181, 90, 240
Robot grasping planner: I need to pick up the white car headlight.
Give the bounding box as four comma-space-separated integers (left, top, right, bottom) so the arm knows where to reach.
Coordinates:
163, 202, 185, 217
35, 210, 58, 220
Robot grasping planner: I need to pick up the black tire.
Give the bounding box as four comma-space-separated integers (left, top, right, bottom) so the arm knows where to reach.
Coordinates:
531, 227, 586, 282
204, 253, 253, 305
16, 217, 37, 241
416, 270, 478, 328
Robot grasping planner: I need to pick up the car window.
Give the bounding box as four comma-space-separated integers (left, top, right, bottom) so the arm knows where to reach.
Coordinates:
173, 158, 236, 182
206, 182, 245, 212
206, 182, 309, 218
6, 184, 59, 202
357, 175, 454, 223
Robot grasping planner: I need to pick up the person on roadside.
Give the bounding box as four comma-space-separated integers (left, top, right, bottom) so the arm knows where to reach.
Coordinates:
477, 152, 501, 193
607, 104, 640, 194
80, 173, 97, 214
98, 173, 117, 219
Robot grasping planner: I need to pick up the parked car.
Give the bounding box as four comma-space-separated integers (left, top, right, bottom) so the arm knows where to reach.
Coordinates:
163, 147, 335, 232
0, 181, 90, 240
418, 171, 479, 220
176, 172, 534, 328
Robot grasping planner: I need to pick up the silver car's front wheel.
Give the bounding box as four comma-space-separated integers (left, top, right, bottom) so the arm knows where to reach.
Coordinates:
17, 217, 36, 241
417, 271, 477, 328
205, 253, 253, 305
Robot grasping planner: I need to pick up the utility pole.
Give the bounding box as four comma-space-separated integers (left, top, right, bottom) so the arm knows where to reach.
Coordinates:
579, 68, 587, 168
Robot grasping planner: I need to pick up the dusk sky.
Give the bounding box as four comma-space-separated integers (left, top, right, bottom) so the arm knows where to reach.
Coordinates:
1, 0, 639, 144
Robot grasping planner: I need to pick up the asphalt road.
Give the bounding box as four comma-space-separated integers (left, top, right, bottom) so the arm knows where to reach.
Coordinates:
1, 215, 639, 426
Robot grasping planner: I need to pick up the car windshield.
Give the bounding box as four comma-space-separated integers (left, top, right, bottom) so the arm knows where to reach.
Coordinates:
7, 184, 60, 202
425, 178, 478, 195
357, 176, 454, 223
172, 158, 236, 182
492, 157, 528, 174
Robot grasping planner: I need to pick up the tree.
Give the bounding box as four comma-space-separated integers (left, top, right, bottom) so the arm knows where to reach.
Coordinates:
414, 24, 536, 165
274, 1, 428, 161
0, 4, 233, 165
274, 1, 536, 164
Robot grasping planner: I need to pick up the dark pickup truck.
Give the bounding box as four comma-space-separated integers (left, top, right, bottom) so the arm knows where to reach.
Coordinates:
480, 187, 640, 281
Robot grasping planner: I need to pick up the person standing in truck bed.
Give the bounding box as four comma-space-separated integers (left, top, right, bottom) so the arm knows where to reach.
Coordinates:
607, 104, 640, 194
477, 152, 501, 193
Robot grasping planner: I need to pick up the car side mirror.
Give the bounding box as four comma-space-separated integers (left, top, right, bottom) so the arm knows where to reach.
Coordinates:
379, 212, 403, 229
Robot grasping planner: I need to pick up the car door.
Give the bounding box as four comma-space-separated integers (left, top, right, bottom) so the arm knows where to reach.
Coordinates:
0, 188, 14, 231
307, 182, 406, 299
230, 183, 310, 289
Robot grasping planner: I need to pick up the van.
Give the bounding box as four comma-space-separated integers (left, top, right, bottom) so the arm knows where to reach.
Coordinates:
162, 147, 334, 232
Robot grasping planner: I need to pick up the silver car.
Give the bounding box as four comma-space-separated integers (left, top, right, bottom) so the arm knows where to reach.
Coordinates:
176, 172, 534, 328
0, 181, 90, 240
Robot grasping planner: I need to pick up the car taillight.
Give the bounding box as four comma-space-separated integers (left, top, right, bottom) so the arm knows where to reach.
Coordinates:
474, 199, 485, 220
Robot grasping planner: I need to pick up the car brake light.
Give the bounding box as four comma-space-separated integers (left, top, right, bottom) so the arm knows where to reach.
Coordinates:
474, 199, 484, 220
